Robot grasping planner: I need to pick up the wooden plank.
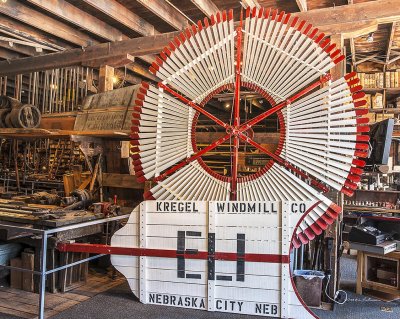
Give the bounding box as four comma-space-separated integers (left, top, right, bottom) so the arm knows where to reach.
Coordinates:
241, 0, 261, 9
135, 0, 188, 30
63, 174, 75, 196
2, 0, 400, 75
296, 0, 308, 12
10, 258, 22, 290
102, 173, 144, 189
81, 0, 158, 36
21, 252, 34, 293
26, 0, 126, 42
190, 0, 219, 18
99, 65, 114, 93
386, 22, 397, 63
0, 0, 96, 47
0, 31, 177, 76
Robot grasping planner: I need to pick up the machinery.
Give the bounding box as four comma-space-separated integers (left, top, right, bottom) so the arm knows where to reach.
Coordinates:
58, 7, 369, 318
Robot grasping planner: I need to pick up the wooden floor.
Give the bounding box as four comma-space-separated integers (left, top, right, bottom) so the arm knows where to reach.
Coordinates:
0, 270, 125, 319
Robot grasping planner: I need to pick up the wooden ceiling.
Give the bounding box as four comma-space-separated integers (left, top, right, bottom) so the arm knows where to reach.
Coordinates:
0, 0, 399, 80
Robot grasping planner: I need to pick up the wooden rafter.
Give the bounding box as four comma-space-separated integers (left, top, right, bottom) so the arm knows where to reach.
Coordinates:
26, 0, 126, 42
0, 32, 178, 75
135, 0, 188, 30
190, 0, 219, 18
386, 22, 397, 63
80, 0, 158, 36
2, 0, 400, 75
0, 0, 95, 47
296, 0, 308, 12
240, 0, 261, 8
355, 53, 381, 65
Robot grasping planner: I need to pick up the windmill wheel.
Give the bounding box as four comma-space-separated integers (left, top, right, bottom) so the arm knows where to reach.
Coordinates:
131, 8, 369, 246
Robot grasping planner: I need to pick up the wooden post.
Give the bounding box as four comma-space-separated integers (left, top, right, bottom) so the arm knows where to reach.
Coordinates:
324, 33, 345, 302
99, 65, 114, 93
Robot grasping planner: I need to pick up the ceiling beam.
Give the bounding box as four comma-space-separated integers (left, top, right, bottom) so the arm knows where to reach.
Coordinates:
0, 41, 38, 57
135, 0, 188, 30
240, 0, 261, 8
2, 0, 400, 75
386, 22, 397, 63
355, 53, 381, 65
0, 32, 178, 75
0, 47, 23, 60
387, 55, 400, 65
190, 0, 219, 18
295, 0, 400, 37
26, 0, 126, 42
296, 0, 308, 12
0, 18, 66, 51
0, 0, 96, 47
80, 0, 158, 36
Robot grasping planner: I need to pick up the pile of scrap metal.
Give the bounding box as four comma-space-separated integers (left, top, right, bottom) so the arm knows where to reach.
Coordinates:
0, 96, 41, 128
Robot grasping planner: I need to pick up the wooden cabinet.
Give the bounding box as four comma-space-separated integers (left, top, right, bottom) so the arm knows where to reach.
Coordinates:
357, 250, 400, 299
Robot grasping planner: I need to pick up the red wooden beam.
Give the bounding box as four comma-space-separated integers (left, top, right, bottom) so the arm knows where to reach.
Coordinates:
230, 13, 244, 201
158, 82, 230, 129
57, 242, 290, 263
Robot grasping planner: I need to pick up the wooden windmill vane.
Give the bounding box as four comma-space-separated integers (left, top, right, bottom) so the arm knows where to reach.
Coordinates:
59, 6, 369, 319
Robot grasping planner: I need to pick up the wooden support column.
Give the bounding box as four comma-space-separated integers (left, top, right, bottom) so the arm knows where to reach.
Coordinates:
99, 65, 114, 93
324, 33, 344, 303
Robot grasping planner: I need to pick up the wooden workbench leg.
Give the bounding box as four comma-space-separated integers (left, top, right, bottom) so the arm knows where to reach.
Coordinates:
356, 251, 363, 295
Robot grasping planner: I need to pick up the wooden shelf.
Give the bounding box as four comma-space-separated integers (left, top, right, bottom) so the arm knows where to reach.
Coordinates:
344, 205, 400, 214
0, 128, 130, 139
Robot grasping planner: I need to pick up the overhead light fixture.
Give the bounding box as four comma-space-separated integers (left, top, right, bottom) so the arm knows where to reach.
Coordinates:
225, 103, 230, 109
367, 32, 374, 43
0, 0, 7, 3
112, 75, 119, 84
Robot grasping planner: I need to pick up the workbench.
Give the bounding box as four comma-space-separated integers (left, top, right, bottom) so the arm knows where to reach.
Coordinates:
0, 199, 106, 293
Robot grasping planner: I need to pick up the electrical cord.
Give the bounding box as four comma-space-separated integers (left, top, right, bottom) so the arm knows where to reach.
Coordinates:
324, 274, 348, 305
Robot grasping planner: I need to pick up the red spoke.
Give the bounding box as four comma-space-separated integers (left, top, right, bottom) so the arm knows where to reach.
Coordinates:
237, 133, 329, 192
238, 73, 332, 133
230, 14, 243, 201
154, 133, 232, 182
158, 82, 230, 129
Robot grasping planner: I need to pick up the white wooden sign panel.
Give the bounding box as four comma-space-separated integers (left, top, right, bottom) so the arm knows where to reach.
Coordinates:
111, 201, 317, 318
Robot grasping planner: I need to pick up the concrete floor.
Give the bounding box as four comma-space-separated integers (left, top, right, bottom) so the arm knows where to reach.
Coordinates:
0, 255, 398, 319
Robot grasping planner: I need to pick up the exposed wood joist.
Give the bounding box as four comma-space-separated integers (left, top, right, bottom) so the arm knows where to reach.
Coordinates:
240, 0, 261, 9
190, 0, 219, 18
388, 55, 400, 65
0, 0, 96, 47
82, 54, 136, 68
135, 0, 188, 30
80, 0, 158, 36
350, 38, 356, 69
0, 41, 38, 57
0, 21, 65, 52
355, 53, 381, 65
296, 0, 400, 37
26, 0, 125, 42
386, 22, 397, 63
2, 0, 400, 76
0, 47, 23, 60
296, 0, 308, 12
0, 32, 177, 75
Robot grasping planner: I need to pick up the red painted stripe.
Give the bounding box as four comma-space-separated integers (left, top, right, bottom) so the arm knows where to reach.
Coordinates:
57, 243, 290, 264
